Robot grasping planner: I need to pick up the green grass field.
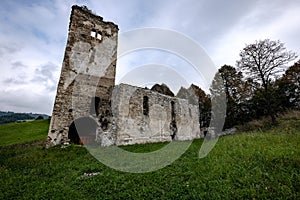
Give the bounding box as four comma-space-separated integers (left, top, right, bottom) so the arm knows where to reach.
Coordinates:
0, 113, 299, 199
0, 119, 49, 146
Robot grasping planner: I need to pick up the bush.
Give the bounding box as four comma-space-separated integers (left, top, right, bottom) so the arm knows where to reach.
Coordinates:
237, 116, 275, 132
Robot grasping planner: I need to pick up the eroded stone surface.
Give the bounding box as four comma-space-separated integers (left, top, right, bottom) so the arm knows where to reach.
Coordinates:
109, 84, 200, 145
48, 5, 118, 146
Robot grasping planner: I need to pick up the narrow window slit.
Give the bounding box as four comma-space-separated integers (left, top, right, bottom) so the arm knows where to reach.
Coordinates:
143, 96, 149, 116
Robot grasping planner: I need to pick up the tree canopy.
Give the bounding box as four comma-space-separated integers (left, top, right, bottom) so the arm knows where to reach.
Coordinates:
236, 39, 297, 123
237, 39, 297, 86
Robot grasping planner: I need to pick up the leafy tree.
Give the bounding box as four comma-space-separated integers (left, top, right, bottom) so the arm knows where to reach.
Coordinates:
237, 39, 297, 123
275, 60, 300, 109
240, 77, 261, 120
0, 113, 35, 124
35, 115, 44, 120
217, 65, 258, 128
209, 72, 226, 132
249, 83, 282, 118
218, 65, 243, 128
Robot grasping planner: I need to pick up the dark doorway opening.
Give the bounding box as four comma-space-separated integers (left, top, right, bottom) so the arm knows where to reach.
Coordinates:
68, 117, 98, 145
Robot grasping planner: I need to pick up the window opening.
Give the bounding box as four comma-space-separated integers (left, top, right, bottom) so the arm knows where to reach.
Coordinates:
90, 30, 96, 38
143, 96, 149, 116
170, 101, 177, 140
97, 31, 102, 40
90, 97, 100, 116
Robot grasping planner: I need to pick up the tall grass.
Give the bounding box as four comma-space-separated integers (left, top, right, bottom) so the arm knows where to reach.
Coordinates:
237, 110, 300, 132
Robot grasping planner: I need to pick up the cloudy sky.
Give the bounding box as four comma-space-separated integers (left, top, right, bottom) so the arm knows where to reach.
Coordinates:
0, 0, 299, 115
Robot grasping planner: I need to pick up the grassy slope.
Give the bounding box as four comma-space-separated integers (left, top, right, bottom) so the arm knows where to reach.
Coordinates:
0, 113, 299, 199
0, 119, 49, 146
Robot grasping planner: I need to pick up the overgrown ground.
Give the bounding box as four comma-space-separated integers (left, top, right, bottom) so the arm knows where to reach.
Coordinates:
0, 112, 299, 199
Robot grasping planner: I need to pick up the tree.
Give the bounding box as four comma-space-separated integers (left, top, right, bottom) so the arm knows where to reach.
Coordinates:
217, 65, 259, 128
275, 60, 300, 109
237, 39, 297, 123
35, 115, 44, 120
249, 83, 281, 118
209, 72, 226, 132
217, 65, 244, 128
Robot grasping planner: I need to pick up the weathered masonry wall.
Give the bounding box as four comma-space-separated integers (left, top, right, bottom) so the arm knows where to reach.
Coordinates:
111, 84, 201, 146
48, 5, 202, 147
48, 5, 118, 146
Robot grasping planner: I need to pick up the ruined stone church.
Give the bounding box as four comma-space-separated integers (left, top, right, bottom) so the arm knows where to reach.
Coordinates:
47, 5, 202, 147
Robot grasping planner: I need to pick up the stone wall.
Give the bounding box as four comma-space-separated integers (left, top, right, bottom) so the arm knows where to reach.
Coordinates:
48, 5, 118, 146
108, 84, 201, 146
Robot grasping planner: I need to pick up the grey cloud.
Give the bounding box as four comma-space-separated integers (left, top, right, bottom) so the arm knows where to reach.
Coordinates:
0, 0, 71, 43
0, 44, 20, 56
0, 88, 54, 115
11, 61, 27, 69
127, 0, 259, 45
3, 76, 28, 85
0, 61, 58, 114
35, 63, 55, 79
31, 62, 59, 91
125, 0, 300, 58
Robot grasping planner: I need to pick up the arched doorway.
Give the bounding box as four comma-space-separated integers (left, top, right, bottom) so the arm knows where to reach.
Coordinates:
68, 117, 98, 145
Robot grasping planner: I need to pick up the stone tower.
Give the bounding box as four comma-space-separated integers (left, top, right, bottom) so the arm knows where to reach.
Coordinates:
48, 5, 119, 146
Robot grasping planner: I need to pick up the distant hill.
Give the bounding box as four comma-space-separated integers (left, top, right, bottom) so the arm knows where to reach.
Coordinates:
0, 111, 49, 124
